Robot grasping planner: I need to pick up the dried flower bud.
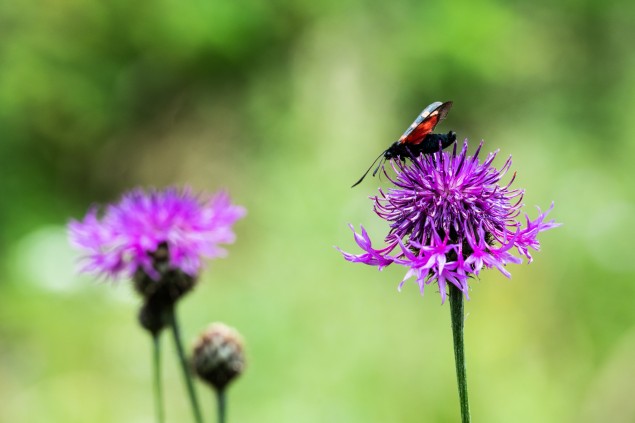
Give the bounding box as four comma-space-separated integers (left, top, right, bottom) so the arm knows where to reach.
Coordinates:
192, 323, 245, 391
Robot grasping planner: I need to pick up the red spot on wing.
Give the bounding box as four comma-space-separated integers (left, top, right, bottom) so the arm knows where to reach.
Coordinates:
401, 114, 439, 145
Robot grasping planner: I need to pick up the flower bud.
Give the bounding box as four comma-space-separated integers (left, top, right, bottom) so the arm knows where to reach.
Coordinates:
192, 323, 245, 391
137, 299, 167, 335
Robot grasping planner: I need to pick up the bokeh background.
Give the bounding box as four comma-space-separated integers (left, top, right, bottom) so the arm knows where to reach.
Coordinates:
1, 0, 635, 422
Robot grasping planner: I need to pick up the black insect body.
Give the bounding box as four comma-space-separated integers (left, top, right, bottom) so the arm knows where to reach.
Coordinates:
382, 131, 457, 160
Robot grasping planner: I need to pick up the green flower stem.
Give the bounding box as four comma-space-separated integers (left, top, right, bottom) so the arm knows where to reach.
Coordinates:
449, 283, 471, 423
152, 333, 165, 423
166, 306, 204, 423
216, 389, 227, 423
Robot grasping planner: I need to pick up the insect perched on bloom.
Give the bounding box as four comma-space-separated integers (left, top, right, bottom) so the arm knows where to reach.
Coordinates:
351, 101, 456, 187
340, 140, 559, 302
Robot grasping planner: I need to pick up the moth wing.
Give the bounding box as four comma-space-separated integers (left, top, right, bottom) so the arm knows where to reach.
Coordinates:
402, 115, 439, 145
399, 101, 452, 145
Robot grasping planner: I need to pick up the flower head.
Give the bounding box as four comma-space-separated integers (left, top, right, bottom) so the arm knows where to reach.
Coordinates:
68, 187, 246, 282
340, 141, 558, 302
193, 323, 246, 391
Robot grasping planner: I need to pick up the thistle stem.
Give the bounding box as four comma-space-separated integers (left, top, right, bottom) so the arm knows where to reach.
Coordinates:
166, 305, 204, 423
152, 333, 165, 423
216, 389, 227, 423
449, 283, 471, 423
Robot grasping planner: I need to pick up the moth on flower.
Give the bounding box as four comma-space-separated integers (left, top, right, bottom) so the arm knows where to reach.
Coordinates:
340, 141, 559, 302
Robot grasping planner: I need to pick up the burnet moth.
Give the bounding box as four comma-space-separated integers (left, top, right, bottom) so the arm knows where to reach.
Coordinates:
351, 101, 456, 187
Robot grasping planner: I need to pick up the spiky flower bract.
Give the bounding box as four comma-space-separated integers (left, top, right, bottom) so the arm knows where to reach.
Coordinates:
68, 187, 246, 282
340, 141, 558, 302
193, 322, 246, 392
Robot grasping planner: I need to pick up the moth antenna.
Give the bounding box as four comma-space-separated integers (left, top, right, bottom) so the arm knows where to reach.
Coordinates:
351, 151, 386, 188
372, 156, 385, 177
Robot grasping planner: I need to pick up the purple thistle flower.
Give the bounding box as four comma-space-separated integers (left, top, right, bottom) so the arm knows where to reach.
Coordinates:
340, 140, 559, 302
68, 187, 246, 282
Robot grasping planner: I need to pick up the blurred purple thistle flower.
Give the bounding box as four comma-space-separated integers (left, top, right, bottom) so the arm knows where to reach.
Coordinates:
68, 187, 246, 281
340, 140, 559, 302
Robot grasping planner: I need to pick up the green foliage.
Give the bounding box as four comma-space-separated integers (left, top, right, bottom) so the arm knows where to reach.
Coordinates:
2, 0, 635, 422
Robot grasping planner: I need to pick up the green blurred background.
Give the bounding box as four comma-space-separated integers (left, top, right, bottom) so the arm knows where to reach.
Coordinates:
1, 0, 635, 422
